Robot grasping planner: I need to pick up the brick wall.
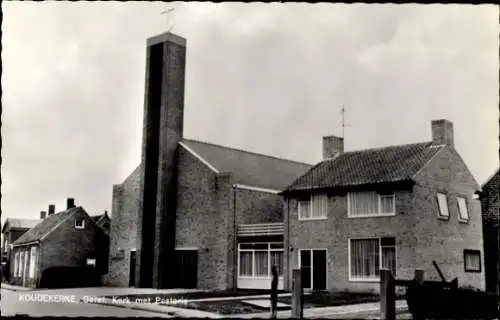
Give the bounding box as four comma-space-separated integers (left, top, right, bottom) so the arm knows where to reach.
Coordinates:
42, 210, 102, 272
175, 146, 230, 290
285, 188, 417, 293
413, 146, 484, 290
285, 146, 485, 292
481, 169, 499, 293
106, 166, 141, 287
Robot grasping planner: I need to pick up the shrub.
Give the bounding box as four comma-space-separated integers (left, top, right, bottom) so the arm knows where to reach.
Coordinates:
406, 283, 498, 320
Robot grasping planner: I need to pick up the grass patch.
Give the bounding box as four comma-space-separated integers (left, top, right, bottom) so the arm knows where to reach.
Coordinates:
278, 291, 381, 308
102, 289, 286, 302
183, 300, 268, 315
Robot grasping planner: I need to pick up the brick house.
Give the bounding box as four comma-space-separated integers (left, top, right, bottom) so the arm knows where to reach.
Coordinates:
281, 119, 485, 293
106, 31, 311, 290
2, 217, 40, 264
480, 168, 499, 294
10, 199, 110, 288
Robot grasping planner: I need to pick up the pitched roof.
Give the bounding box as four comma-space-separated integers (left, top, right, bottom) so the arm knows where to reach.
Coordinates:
2, 218, 40, 233
284, 142, 445, 192
12, 207, 83, 245
180, 138, 313, 190
91, 213, 110, 235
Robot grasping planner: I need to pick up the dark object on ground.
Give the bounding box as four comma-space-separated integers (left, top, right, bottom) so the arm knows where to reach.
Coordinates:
406, 283, 498, 320
38, 266, 102, 289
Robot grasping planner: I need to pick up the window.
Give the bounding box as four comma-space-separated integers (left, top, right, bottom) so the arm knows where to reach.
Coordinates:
349, 237, 396, 281
19, 251, 25, 278
29, 247, 37, 278
14, 252, 19, 277
238, 242, 284, 278
239, 252, 253, 276
436, 193, 449, 218
348, 192, 395, 217
464, 250, 481, 272
457, 197, 469, 222
299, 194, 328, 220
75, 218, 85, 229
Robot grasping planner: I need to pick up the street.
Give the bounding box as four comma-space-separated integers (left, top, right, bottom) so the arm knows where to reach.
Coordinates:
0, 288, 172, 317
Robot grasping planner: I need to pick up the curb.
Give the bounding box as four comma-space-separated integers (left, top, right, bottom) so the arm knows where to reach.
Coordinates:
1, 284, 32, 292
87, 300, 178, 317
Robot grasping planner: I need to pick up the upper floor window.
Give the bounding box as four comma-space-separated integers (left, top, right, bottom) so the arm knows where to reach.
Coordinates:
298, 194, 328, 220
457, 197, 469, 222
75, 218, 85, 229
436, 193, 449, 219
348, 191, 395, 218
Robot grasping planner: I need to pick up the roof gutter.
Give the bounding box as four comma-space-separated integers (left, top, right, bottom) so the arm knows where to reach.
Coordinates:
12, 240, 41, 248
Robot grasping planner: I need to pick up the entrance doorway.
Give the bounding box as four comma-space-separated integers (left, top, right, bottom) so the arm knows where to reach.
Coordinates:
129, 250, 136, 287
174, 249, 197, 288
299, 249, 327, 291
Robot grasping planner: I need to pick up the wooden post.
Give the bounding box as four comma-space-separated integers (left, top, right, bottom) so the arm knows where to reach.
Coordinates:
380, 269, 395, 320
291, 269, 303, 319
414, 269, 424, 285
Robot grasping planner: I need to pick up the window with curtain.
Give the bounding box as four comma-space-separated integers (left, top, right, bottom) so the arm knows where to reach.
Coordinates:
457, 197, 469, 221
29, 247, 37, 278
312, 194, 328, 218
270, 251, 284, 276
19, 251, 25, 278
350, 237, 397, 280
299, 194, 327, 219
298, 200, 311, 219
436, 193, 449, 218
239, 251, 253, 276
348, 192, 395, 217
255, 251, 269, 276
464, 250, 481, 272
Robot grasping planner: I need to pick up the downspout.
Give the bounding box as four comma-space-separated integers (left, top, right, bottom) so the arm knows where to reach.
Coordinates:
232, 185, 237, 291
287, 196, 290, 291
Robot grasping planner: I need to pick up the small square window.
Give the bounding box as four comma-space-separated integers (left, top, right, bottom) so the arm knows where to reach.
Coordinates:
75, 219, 85, 229
436, 193, 449, 219
464, 249, 481, 272
457, 197, 469, 222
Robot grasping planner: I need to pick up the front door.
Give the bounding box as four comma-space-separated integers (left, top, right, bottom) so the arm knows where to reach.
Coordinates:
300, 249, 327, 291
129, 250, 136, 287
174, 250, 197, 289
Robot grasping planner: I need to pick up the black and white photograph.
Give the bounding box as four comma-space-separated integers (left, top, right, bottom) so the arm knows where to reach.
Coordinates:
1, 2, 499, 319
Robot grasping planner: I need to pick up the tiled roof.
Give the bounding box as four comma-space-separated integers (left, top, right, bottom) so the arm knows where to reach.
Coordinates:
2, 218, 40, 233
284, 142, 445, 192
181, 138, 313, 190
12, 207, 83, 245
91, 214, 110, 235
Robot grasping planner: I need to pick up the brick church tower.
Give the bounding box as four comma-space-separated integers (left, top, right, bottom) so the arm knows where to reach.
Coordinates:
135, 32, 186, 288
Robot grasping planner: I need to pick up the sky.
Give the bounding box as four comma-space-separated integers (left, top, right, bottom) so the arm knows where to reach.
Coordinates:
1, 2, 499, 225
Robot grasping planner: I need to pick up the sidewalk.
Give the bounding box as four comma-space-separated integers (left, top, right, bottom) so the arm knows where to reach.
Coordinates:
1, 283, 33, 292
87, 294, 409, 319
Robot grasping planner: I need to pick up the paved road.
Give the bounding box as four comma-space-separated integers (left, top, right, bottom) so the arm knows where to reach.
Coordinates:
1, 289, 172, 317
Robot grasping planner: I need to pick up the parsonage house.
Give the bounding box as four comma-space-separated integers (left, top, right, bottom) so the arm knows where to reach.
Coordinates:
107, 31, 486, 292
106, 31, 312, 290
2, 217, 40, 264
480, 168, 499, 294
10, 198, 110, 288
281, 119, 485, 292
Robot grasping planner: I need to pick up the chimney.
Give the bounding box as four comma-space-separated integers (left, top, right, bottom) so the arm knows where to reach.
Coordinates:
48, 204, 55, 216
40, 211, 47, 219
431, 119, 454, 147
67, 198, 75, 209
323, 135, 344, 160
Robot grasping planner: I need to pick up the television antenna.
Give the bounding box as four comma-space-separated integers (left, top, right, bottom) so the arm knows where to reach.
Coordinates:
338, 104, 352, 139
161, 8, 176, 33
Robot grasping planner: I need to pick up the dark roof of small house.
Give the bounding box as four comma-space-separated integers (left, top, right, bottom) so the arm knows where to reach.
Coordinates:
180, 138, 313, 190
2, 218, 41, 234
12, 207, 84, 245
284, 142, 445, 192
90, 213, 110, 235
